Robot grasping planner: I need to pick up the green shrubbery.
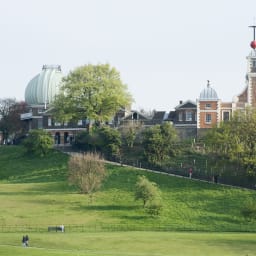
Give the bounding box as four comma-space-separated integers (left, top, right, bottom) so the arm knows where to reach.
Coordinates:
135, 175, 163, 216
22, 129, 53, 156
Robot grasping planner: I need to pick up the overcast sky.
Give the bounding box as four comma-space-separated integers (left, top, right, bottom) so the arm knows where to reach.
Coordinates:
0, 0, 256, 111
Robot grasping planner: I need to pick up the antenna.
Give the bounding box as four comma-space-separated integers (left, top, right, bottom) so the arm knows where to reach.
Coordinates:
249, 24, 256, 49
249, 25, 256, 40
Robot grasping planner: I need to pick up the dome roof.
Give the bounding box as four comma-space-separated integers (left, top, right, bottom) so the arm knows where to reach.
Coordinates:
25, 65, 63, 105
199, 81, 218, 101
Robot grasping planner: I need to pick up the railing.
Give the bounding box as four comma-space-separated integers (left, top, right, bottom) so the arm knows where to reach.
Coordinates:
0, 223, 255, 233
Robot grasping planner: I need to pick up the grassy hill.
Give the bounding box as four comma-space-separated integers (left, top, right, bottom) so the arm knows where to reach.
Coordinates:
0, 145, 256, 232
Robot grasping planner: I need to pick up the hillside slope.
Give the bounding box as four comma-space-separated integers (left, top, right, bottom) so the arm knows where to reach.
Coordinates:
0, 146, 255, 232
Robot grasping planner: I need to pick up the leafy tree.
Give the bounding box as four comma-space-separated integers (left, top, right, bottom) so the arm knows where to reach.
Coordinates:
73, 130, 98, 151
52, 64, 133, 129
68, 153, 106, 201
142, 122, 178, 166
97, 126, 121, 159
0, 99, 28, 143
204, 107, 256, 175
121, 125, 137, 148
74, 126, 121, 159
22, 129, 53, 156
135, 175, 161, 207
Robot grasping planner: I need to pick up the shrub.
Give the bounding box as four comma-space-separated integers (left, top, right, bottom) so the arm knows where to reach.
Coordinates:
145, 198, 163, 216
22, 129, 53, 156
68, 152, 106, 201
134, 175, 162, 214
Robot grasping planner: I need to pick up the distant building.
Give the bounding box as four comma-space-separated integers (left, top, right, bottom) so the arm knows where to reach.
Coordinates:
196, 34, 256, 136
20, 27, 256, 142
21, 65, 88, 146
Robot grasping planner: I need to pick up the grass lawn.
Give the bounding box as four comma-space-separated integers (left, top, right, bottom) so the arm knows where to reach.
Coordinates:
0, 232, 256, 256
1, 146, 256, 255
0, 146, 256, 232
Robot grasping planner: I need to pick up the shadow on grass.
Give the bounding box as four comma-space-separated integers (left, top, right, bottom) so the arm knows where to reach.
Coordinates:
7, 169, 67, 184
119, 215, 152, 220
75, 204, 140, 211
0, 182, 72, 196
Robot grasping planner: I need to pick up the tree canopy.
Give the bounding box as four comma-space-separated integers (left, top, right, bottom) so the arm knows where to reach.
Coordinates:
142, 122, 178, 166
204, 107, 256, 175
134, 175, 162, 215
52, 64, 133, 125
22, 129, 53, 156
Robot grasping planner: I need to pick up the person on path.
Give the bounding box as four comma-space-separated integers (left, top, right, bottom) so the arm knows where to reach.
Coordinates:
25, 235, 29, 247
22, 235, 26, 247
189, 168, 193, 179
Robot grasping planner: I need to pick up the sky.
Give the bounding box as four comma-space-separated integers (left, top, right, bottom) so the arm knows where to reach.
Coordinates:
0, 0, 256, 111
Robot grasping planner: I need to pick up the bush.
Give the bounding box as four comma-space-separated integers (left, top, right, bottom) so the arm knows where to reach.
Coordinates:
22, 129, 53, 156
145, 198, 163, 216
135, 175, 163, 216
68, 152, 106, 202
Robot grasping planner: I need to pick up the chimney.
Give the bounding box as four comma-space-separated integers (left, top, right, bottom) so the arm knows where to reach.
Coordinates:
179, 100, 183, 105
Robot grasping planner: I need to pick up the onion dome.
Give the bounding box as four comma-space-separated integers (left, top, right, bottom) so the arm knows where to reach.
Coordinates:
199, 81, 218, 101
25, 65, 63, 105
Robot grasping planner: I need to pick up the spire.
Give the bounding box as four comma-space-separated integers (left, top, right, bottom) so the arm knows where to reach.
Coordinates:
249, 25, 256, 49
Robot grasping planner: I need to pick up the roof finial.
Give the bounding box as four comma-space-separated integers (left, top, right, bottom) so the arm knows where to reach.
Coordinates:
207, 80, 210, 87
249, 23, 256, 49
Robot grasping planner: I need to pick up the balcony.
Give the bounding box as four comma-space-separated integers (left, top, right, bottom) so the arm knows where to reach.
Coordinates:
20, 112, 32, 120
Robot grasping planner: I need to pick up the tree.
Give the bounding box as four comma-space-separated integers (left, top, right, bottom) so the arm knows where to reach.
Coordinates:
52, 64, 133, 128
0, 98, 28, 143
74, 126, 122, 159
142, 122, 178, 166
22, 129, 53, 156
204, 107, 256, 176
68, 153, 106, 201
73, 130, 98, 151
97, 126, 121, 159
135, 175, 161, 207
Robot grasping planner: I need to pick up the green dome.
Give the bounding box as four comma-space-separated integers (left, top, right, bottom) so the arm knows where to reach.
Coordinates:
25, 65, 63, 105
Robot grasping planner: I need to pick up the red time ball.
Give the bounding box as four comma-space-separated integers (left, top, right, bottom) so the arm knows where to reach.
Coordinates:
251, 40, 256, 49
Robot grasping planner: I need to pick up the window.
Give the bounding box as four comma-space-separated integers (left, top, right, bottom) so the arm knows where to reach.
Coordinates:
38, 119, 43, 129
54, 122, 61, 126
205, 114, 211, 124
185, 111, 192, 121
205, 103, 211, 109
48, 117, 52, 126
223, 111, 230, 121
178, 112, 183, 121
77, 120, 83, 126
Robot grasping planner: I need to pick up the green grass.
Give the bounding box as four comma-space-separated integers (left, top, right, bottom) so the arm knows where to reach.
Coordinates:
1, 146, 256, 255
0, 232, 256, 256
0, 146, 255, 232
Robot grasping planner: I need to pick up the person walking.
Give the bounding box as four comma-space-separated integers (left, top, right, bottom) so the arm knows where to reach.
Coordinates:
25, 235, 29, 247
189, 168, 193, 179
22, 235, 26, 247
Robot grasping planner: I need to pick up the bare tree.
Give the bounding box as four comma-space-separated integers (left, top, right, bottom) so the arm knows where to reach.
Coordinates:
0, 98, 28, 143
68, 153, 106, 201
